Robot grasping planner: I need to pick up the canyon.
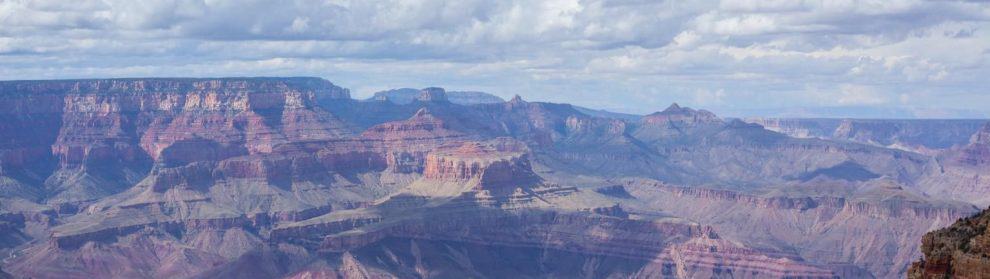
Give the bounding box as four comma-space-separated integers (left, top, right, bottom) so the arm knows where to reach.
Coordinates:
0, 77, 987, 278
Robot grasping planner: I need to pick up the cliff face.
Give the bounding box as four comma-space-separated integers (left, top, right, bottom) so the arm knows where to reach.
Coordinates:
909, 207, 990, 278
1, 77, 988, 278
0, 78, 353, 205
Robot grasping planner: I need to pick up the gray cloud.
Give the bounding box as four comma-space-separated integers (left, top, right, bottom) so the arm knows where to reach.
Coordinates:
1, 0, 989, 117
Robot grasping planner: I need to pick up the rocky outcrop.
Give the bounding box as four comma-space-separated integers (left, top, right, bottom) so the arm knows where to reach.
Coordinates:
909, 207, 990, 278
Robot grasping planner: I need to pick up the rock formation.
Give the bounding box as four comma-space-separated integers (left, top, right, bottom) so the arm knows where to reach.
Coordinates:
0, 77, 987, 278
419, 139, 540, 194
909, 206, 990, 278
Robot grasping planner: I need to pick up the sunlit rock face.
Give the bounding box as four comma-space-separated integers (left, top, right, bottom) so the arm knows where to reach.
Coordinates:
1, 77, 988, 278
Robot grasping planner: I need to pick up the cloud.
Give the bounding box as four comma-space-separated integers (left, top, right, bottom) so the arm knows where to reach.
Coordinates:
0, 0, 988, 117
834, 84, 888, 105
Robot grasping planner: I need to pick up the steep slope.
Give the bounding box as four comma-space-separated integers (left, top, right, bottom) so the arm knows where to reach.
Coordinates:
909, 207, 990, 278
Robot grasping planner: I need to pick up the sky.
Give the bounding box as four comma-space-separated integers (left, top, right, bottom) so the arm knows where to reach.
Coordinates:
1, 0, 990, 118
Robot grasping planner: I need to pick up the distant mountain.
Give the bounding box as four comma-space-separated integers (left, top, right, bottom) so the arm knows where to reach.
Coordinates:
720, 106, 990, 119
370, 88, 642, 121
447, 91, 505, 104
368, 88, 505, 105
746, 118, 988, 152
